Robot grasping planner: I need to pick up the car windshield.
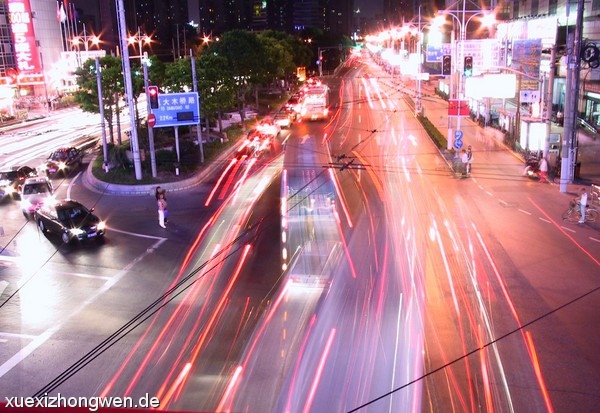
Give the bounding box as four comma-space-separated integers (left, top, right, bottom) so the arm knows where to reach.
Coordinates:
50, 151, 68, 161
23, 183, 50, 195
58, 206, 88, 221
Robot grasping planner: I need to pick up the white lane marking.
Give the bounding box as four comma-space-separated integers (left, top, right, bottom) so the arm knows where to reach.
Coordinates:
0, 236, 167, 378
67, 170, 83, 199
108, 227, 167, 240
518, 209, 532, 215
60, 272, 111, 281
590, 237, 600, 243
539, 217, 551, 223
561, 226, 576, 233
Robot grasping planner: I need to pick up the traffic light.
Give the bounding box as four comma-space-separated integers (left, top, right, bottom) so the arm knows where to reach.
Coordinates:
148, 85, 159, 109
442, 55, 452, 75
463, 56, 473, 77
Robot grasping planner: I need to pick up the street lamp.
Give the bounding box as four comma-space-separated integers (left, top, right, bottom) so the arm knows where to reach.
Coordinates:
128, 29, 152, 64
70, 25, 102, 68
437, 0, 494, 151
401, 12, 442, 116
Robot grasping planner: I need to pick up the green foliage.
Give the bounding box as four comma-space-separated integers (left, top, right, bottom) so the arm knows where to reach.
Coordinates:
417, 115, 448, 150
164, 57, 193, 92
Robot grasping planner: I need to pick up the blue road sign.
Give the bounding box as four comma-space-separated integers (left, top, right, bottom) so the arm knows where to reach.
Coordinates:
454, 130, 463, 140
426, 43, 452, 63
454, 138, 464, 150
151, 92, 200, 128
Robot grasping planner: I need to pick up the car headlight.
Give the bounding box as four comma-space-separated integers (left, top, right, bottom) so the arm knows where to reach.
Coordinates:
58, 162, 66, 170
69, 228, 85, 236
45, 196, 57, 207
97, 221, 106, 231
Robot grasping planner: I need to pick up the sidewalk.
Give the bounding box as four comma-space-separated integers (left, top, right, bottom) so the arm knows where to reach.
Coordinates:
412, 78, 600, 187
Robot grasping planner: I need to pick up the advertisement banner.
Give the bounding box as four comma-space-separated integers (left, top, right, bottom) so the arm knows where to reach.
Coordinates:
7, 0, 41, 74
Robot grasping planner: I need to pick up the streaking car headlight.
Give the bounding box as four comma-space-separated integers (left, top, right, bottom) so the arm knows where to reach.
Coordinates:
20, 198, 32, 210
45, 196, 57, 207
97, 221, 106, 231
69, 228, 85, 236
58, 162, 66, 170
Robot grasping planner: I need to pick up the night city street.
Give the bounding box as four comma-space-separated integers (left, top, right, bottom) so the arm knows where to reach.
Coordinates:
1, 48, 600, 412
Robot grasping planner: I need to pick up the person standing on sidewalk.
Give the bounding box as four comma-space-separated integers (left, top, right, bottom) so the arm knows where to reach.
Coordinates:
578, 187, 588, 223
157, 191, 168, 228
539, 156, 549, 183
466, 145, 474, 174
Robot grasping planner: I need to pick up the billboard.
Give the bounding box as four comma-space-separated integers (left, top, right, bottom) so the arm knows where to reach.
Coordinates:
7, 0, 41, 74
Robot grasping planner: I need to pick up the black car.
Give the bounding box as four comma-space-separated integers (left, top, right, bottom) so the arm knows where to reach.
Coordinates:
44, 147, 84, 177
0, 166, 37, 200
34, 199, 106, 244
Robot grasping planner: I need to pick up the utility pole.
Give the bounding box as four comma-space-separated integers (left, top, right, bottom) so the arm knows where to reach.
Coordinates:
560, 0, 584, 192
116, 0, 143, 180
95, 57, 108, 172
191, 52, 204, 163
143, 60, 157, 178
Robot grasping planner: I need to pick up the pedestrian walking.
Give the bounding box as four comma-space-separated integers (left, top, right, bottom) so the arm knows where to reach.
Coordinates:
460, 149, 469, 175
157, 191, 168, 228
466, 145, 474, 174
538, 156, 549, 183
578, 187, 588, 224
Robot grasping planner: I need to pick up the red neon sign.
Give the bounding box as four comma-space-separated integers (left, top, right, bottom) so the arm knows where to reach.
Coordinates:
8, 0, 41, 74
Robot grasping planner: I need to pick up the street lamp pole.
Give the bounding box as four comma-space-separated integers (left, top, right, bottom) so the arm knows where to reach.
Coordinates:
438, 0, 490, 152
416, 6, 423, 116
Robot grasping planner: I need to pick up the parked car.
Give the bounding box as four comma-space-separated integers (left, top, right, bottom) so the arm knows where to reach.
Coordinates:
0, 165, 37, 200
34, 199, 106, 244
20, 176, 54, 218
43, 147, 84, 177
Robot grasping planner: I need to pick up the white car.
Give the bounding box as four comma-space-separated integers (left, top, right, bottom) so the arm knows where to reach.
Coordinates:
273, 112, 292, 129
20, 176, 54, 219
256, 117, 281, 137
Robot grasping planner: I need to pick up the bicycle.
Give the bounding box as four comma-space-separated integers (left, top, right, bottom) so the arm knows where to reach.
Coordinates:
562, 200, 600, 223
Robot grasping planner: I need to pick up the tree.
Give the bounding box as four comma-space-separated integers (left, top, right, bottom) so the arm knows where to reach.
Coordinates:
74, 56, 124, 145
208, 30, 268, 121
164, 57, 193, 92
196, 53, 236, 133
258, 31, 296, 87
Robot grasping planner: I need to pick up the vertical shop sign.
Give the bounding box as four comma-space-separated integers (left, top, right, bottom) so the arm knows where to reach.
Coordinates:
8, 0, 41, 74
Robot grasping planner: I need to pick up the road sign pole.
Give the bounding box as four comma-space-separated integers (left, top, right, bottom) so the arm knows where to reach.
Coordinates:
143, 61, 157, 178
191, 54, 204, 164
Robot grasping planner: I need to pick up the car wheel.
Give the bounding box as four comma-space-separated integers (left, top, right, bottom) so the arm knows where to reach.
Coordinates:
38, 220, 46, 233
61, 232, 71, 244
22, 210, 30, 220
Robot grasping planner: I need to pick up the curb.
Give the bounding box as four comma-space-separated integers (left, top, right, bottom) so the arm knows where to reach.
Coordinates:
84, 143, 240, 196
